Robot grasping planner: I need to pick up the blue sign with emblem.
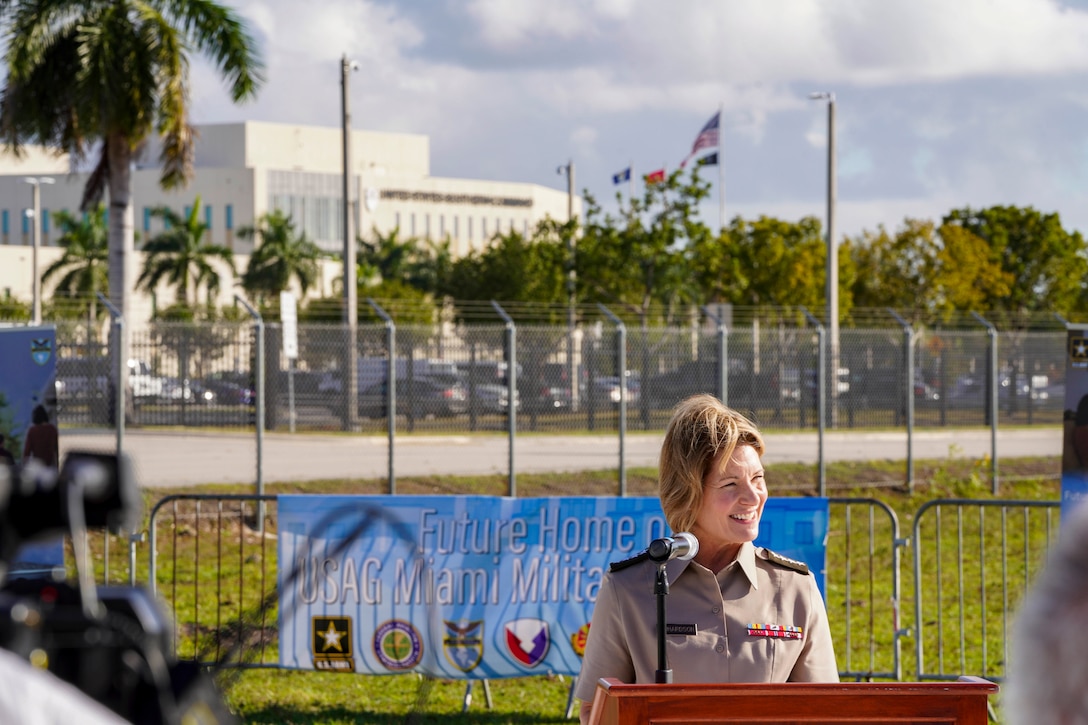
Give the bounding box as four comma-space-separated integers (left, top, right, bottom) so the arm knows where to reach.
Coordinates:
0, 326, 63, 577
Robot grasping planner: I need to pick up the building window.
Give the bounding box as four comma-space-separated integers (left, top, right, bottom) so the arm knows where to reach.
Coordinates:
395, 211, 401, 231
482, 217, 488, 239
410, 213, 416, 236
41, 210, 49, 235
523, 220, 529, 237
425, 214, 431, 239
143, 207, 151, 233
2, 209, 8, 237
467, 217, 473, 240
452, 216, 459, 240
226, 204, 234, 231
21, 209, 29, 235
205, 205, 212, 231
439, 215, 445, 238
184, 205, 191, 219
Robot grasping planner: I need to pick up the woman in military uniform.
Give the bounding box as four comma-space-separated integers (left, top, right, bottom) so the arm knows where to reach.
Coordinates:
575, 394, 838, 724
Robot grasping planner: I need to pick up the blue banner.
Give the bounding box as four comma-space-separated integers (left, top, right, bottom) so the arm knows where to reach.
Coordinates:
0, 326, 64, 577
277, 494, 828, 678
1062, 327, 1088, 519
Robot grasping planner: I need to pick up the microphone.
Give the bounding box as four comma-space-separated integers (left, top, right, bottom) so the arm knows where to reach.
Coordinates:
647, 532, 699, 562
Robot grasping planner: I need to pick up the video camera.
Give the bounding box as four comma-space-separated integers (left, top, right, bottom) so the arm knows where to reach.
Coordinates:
0, 451, 238, 724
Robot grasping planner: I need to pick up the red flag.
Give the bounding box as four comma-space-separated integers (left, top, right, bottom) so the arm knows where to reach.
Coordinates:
645, 169, 666, 184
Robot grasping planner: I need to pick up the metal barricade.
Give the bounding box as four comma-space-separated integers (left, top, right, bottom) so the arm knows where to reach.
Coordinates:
911, 498, 1060, 682
148, 493, 279, 667
827, 497, 906, 681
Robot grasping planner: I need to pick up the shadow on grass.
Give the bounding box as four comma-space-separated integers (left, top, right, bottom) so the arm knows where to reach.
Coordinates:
239, 705, 572, 724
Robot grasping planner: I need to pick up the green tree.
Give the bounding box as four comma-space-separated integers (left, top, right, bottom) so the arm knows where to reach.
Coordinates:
843, 218, 941, 324
0, 0, 263, 327
41, 205, 109, 322
360, 227, 452, 296
138, 197, 235, 307
715, 215, 829, 310
442, 225, 568, 320
239, 209, 322, 305
932, 222, 1013, 317
942, 205, 1088, 318
579, 168, 712, 327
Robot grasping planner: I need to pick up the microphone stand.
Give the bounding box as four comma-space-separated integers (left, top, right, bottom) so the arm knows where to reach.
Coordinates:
654, 561, 671, 683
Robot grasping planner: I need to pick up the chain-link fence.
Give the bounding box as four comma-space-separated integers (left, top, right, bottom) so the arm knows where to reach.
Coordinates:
51, 316, 1068, 434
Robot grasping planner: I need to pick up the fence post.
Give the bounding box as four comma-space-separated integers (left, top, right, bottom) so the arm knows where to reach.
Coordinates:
235, 294, 265, 531
97, 292, 124, 457
702, 305, 728, 405
800, 307, 826, 496
971, 312, 999, 493
367, 299, 396, 495
888, 309, 915, 491
491, 301, 517, 497
598, 304, 627, 496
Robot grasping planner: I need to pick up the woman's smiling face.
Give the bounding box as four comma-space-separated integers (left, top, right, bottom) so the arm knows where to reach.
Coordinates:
691, 443, 767, 565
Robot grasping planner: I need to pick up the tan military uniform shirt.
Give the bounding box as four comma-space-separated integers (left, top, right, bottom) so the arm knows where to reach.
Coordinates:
574, 541, 838, 702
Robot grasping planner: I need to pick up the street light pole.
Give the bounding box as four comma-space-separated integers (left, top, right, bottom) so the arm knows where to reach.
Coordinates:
25, 176, 55, 326
342, 54, 360, 430
809, 92, 838, 426
557, 160, 578, 410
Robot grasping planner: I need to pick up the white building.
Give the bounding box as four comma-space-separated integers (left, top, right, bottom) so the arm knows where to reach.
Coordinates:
0, 121, 580, 313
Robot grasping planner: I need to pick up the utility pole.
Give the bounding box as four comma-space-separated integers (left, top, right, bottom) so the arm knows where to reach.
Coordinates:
557, 160, 578, 410
342, 54, 360, 429
810, 91, 839, 427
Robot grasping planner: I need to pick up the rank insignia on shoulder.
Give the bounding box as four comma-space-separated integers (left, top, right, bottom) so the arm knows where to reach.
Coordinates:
762, 549, 809, 574
609, 550, 650, 572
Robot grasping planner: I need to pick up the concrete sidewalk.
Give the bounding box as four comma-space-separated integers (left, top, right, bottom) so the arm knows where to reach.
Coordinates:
58, 427, 1061, 488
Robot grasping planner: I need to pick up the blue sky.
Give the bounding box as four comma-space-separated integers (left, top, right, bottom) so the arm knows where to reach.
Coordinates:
192, 0, 1088, 240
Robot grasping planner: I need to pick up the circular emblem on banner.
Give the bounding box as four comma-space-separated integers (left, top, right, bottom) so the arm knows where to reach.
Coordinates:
373, 620, 423, 670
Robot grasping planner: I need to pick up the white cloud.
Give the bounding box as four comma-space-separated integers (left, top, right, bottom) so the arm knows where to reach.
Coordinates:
179, 0, 1088, 241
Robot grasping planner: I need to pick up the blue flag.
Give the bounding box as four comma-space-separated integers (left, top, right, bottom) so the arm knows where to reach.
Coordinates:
697, 152, 719, 167
612, 167, 631, 185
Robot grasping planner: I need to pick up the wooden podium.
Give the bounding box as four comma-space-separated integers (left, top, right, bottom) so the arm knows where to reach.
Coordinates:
587, 676, 997, 725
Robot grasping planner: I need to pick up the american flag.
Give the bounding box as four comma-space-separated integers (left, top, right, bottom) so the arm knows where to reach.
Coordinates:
689, 111, 720, 155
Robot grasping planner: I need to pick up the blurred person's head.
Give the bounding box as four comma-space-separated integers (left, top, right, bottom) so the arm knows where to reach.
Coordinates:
1005, 500, 1088, 722
31, 405, 48, 425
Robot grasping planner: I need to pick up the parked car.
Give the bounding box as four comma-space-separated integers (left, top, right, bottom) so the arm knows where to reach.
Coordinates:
203, 371, 256, 405
521, 362, 578, 413
588, 372, 640, 407
949, 372, 1051, 405
357, 378, 468, 419
55, 356, 110, 399
846, 369, 940, 408
161, 378, 217, 404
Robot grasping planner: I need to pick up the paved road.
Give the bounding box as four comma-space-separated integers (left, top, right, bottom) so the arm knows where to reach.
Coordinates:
58, 427, 1061, 488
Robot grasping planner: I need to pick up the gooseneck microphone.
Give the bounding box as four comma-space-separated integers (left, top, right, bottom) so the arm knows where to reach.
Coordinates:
647, 532, 699, 563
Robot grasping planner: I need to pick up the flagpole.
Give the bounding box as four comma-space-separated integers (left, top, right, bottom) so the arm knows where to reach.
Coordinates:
719, 102, 725, 231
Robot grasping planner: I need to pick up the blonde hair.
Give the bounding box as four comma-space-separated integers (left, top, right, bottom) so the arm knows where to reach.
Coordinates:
658, 394, 765, 533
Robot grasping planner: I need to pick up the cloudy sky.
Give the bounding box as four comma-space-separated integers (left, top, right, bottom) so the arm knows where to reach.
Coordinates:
191, 0, 1088, 240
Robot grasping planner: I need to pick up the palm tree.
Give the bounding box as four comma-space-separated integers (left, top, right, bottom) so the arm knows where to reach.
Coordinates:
0, 0, 263, 328
138, 197, 235, 308
41, 205, 109, 323
238, 209, 322, 304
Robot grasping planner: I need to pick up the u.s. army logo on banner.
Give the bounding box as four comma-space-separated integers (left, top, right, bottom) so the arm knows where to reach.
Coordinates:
30, 337, 52, 366
311, 616, 354, 672
443, 620, 484, 672
1071, 335, 1088, 368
